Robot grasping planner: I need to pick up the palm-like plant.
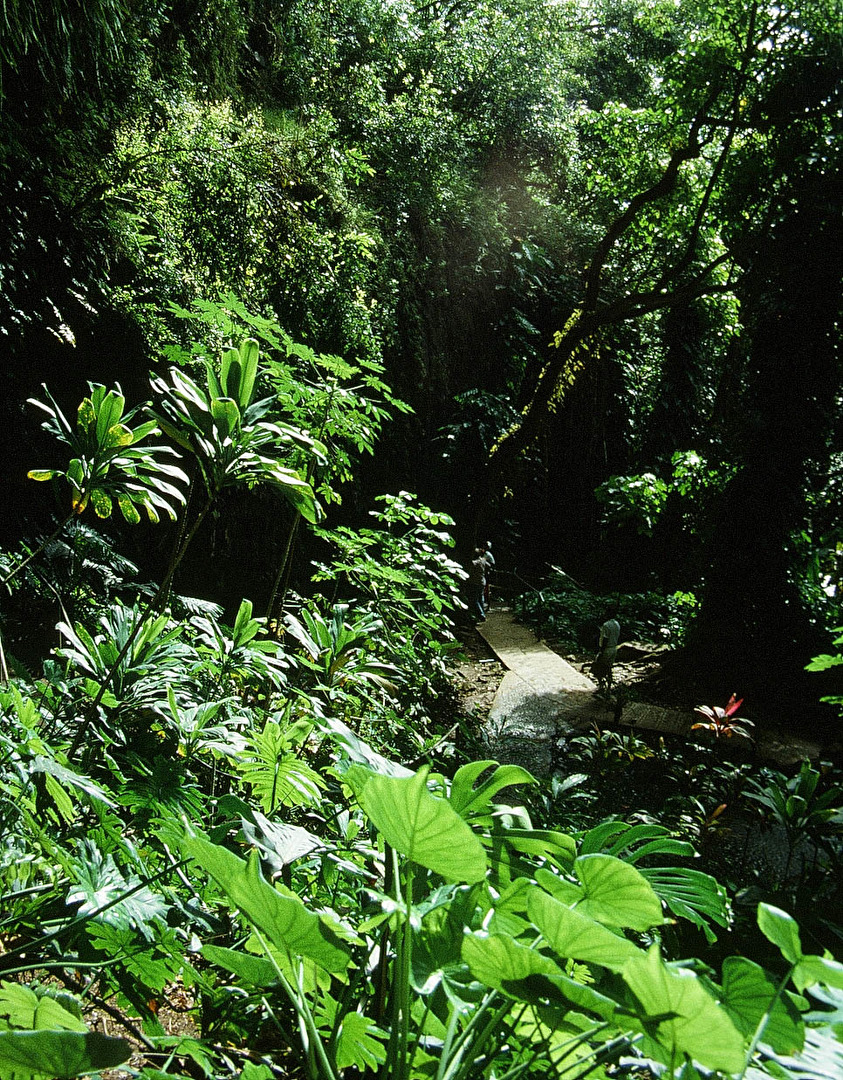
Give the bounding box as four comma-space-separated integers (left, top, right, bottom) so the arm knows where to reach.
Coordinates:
66, 341, 321, 753
191, 599, 289, 697
148, 338, 322, 522
57, 602, 194, 716
3, 384, 188, 590
744, 760, 843, 881
28, 383, 188, 523
284, 604, 400, 698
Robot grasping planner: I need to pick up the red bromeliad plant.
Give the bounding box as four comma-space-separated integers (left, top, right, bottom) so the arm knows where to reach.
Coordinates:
692, 694, 755, 741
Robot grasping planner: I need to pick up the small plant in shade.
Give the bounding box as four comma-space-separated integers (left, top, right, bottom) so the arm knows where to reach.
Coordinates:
692, 693, 755, 741
744, 759, 843, 884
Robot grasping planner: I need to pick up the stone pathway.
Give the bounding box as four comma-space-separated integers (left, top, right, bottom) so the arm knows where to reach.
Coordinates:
475, 607, 822, 773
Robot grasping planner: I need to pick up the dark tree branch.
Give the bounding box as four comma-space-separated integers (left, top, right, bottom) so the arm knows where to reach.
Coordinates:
581, 85, 721, 313
488, 252, 734, 484
487, 7, 768, 491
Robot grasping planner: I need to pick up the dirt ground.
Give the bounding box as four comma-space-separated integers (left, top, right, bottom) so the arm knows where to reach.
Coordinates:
452, 626, 507, 716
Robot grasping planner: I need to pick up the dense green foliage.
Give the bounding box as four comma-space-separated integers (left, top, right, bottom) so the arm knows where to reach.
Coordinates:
2, 0, 839, 705
1, 1, 842, 1078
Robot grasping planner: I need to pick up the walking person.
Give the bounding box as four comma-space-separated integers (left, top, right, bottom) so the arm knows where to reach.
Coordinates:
467, 548, 487, 623
480, 541, 495, 613
591, 610, 620, 694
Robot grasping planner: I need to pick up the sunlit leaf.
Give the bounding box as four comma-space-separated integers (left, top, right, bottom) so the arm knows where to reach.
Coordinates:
527, 887, 641, 970
720, 957, 803, 1055
348, 766, 487, 883
179, 829, 350, 973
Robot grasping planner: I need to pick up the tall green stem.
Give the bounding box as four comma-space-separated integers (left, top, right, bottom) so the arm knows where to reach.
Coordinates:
253, 926, 339, 1080
266, 509, 301, 627
397, 860, 414, 1080
0, 627, 9, 684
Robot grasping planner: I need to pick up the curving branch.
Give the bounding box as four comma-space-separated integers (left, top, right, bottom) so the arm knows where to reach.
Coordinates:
487, 16, 766, 489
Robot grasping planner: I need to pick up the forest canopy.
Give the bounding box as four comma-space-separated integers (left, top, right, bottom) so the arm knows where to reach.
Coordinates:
1, 0, 841, 701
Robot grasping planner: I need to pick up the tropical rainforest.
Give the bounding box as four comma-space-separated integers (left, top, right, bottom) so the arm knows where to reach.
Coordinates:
1, 2, 843, 1080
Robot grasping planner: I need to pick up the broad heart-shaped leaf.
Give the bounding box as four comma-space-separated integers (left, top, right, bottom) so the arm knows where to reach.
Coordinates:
0, 1030, 131, 1079
461, 933, 618, 1020
487, 828, 577, 870
720, 956, 804, 1055
179, 830, 350, 973
462, 932, 563, 994
560, 854, 663, 931
527, 887, 641, 971
239, 1064, 274, 1080
410, 886, 477, 996
348, 766, 487, 883
622, 945, 746, 1073
0, 983, 85, 1033
758, 903, 803, 964
449, 760, 538, 818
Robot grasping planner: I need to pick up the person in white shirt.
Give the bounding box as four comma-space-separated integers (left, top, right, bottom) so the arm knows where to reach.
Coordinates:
480, 542, 495, 613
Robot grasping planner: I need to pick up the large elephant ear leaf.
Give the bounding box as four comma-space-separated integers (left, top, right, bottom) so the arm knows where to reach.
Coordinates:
720, 956, 804, 1056
348, 766, 487, 883
622, 945, 745, 1073
178, 828, 350, 973
0, 1030, 131, 1079
571, 854, 663, 931
462, 932, 619, 1019
526, 887, 641, 971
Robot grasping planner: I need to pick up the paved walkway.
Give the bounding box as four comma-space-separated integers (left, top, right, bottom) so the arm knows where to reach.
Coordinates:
475, 607, 820, 773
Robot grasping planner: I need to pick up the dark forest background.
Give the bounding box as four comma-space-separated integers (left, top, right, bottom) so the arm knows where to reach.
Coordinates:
2, 0, 842, 726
